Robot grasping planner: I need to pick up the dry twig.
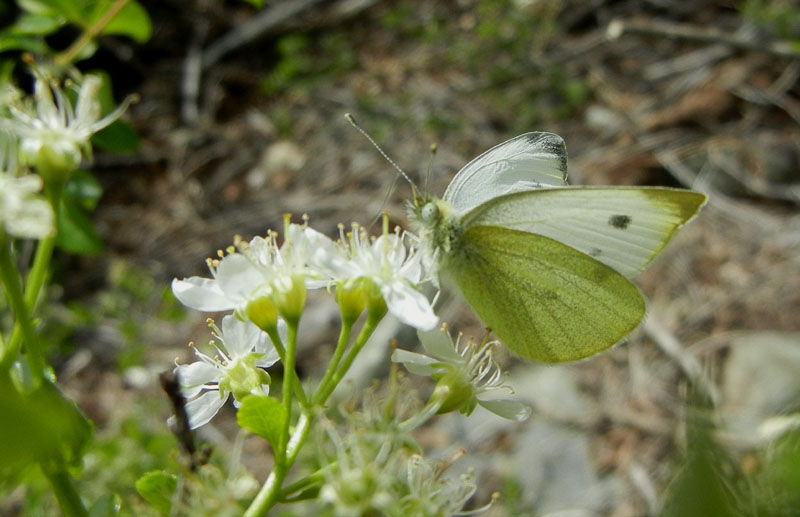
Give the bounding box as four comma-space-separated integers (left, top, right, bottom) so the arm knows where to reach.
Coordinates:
607, 18, 800, 59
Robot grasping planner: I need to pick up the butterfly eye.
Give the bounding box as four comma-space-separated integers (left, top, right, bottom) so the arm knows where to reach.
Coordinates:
421, 202, 438, 223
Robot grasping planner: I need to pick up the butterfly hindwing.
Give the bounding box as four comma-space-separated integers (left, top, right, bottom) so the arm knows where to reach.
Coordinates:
445, 225, 646, 363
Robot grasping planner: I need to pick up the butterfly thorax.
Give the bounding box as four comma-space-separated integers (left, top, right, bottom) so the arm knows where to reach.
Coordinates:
408, 195, 463, 281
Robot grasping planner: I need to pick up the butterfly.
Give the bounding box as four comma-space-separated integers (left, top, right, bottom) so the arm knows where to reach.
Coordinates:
408, 132, 706, 363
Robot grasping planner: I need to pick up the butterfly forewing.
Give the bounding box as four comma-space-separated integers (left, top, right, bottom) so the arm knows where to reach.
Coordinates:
443, 132, 568, 215
462, 187, 706, 278
446, 226, 646, 363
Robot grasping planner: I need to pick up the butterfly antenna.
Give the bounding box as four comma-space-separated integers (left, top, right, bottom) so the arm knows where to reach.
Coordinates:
345, 113, 416, 190
367, 173, 401, 230
424, 143, 437, 194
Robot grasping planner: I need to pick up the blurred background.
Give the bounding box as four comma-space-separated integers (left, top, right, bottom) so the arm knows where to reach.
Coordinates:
3, 0, 800, 515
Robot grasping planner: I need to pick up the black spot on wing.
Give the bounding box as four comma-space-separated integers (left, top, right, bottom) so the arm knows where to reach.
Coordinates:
608, 214, 632, 230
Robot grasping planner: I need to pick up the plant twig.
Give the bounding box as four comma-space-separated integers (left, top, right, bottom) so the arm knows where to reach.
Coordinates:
643, 317, 718, 406
201, 0, 328, 69
607, 18, 800, 59
55, 0, 131, 66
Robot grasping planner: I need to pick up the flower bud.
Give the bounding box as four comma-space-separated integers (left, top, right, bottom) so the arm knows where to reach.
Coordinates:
274, 274, 306, 327
245, 296, 279, 334
336, 282, 366, 326
363, 279, 388, 322
430, 367, 477, 416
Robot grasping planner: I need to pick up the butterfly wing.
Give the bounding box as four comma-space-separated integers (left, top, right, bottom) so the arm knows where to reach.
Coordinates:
461, 187, 706, 278
443, 132, 568, 215
445, 226, 645, 363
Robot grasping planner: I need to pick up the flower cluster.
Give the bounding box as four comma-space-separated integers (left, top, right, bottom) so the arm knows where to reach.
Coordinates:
170, 216, 439, 427
172, 216, 438, 333
315, 388, 488, 517
0, 65, 131, 240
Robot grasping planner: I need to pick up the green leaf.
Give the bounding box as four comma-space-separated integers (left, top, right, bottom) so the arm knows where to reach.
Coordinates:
88, 70, 141, 153
18, 0, 80, 19
89, 493, 121, 517
10, 13, 65, 35
0, 372, 93, 485
92, 120, 140, 153
661, 391, 740, 517
66, 170, 103, 209
237, 396, 286, 451
56, 172, 104, 255
97, 1, 152, 44
135, 470, 177, 515
0, 32, 51, 54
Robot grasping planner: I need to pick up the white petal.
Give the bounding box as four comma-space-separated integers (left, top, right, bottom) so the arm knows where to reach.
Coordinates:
310, 245, 360, 279
418, 328, 463, 363
171, 277, 232, 311
5, 198, 53, 238
176, 362, 221, 397
399, 249, 423, 283
478, 399, 532, 422
221, 315, 259, 358
382, 281, 438, 331
391, 349, 439, 376
185, 390, 229, 429
216, 253, 268, 302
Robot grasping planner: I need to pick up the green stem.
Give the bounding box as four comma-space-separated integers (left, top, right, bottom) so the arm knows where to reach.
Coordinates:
265, 326, 308, 409
42, 466, 88, 517
0, 235, 45, 384
55, 0, 130, 66
1, 181, 62, 371
244, 412, 312, 517
312, 318, 353, 406
278, 467, 327, 502
399, 398, 443, 433
278, 323, 298, 461
245, 305, 383, 515
314, 310, 383, 406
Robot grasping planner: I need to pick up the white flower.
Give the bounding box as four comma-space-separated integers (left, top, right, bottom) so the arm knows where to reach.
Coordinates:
0, 135, 53, 239
399, 454, 481, 517
172, 252, 271, 313
4, 71, 129, 173
173, 315, 282, 429
392, 326, 531, 421
171, 222, 332, 323
0, 173, 54, 239
311, 221, 438, 331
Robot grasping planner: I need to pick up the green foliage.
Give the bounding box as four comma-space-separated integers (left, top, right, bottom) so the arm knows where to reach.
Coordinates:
373, 0, 590, 133
661, 413, 740, 517
56, 169, 104, 255
0, 0, 152, 59
742, 0, 800, 39
262, 32, 357, 96
237, 395, 287, 452
751, 426, 800, 515
89, 493, 122, 517
0, 371, 93, 485
90, 71, 142, 154
136, 471, 177, 515
240, 0, 264, 8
